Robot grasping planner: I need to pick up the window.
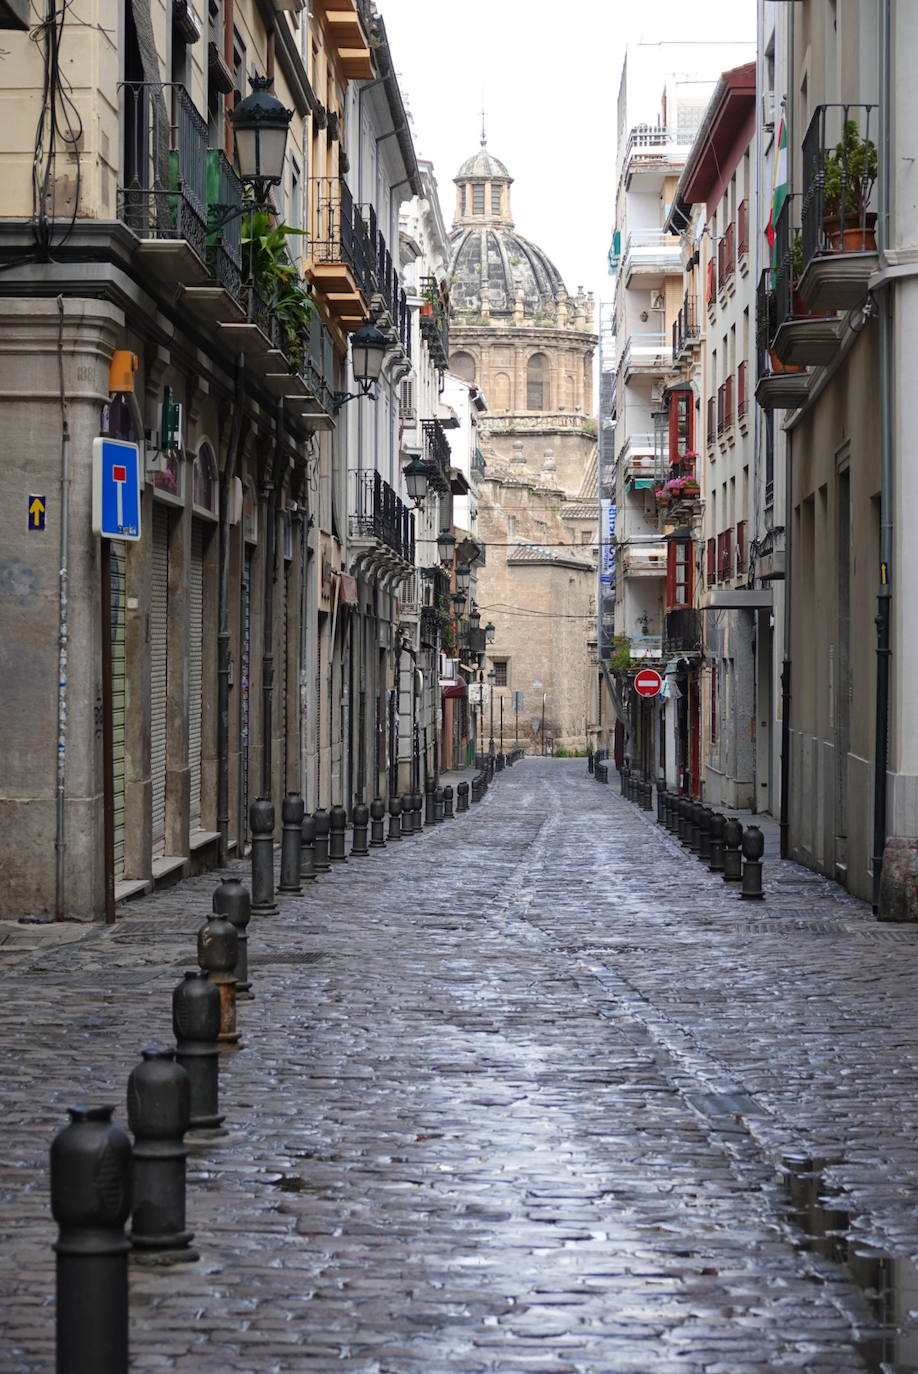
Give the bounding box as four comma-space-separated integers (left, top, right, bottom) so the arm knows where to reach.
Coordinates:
459, 185, 466, 216
451, 351, 476, 383
706, 536, 716, 586
491, 185, 501, 215
668, 388, 693, 461
667, 538, 694, 608
472, 184, 485, 215
290, 158, 302, 232
736, 520, 747, 572
493, 660, 508, 687
710, 661, 718, 744
192, 442, 218, 516
527, 353, 549, 410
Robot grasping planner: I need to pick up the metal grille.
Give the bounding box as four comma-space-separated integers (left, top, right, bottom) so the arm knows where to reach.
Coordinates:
150, 507, 170, 858
188, 520, 205, 831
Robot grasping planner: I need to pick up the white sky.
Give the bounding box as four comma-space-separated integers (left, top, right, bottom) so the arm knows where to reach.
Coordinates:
377, 0, 757, 307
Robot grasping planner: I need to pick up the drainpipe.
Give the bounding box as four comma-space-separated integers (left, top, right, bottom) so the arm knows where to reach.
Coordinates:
54, 296, 70, 920
216, 355, 246, 863
262, 400, 284, 800
872, 0, 893, 909
779, 4, 797, 862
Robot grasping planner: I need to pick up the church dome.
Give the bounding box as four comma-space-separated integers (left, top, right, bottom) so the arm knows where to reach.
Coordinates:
449, 141, 568, 320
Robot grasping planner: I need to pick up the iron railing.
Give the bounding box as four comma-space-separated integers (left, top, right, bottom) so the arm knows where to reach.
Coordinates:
119, 81, 208, 264
205, 149, 243, 299
801, 103, 878, 272
672, 293, 699, 357
421, 417, 453, 495
773, 195, 799, 333
311, 177, 376, 301
664, 607, 703, 655
352, 471, 414, 563
737, 361, 747, 420
299, 314, 337, 416
419, 275, 450, 369
738, 199, 749, 257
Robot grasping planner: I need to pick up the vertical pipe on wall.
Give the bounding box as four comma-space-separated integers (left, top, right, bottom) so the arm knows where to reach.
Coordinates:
217, 357, 246, 864
261, 401, 283, 801
54, 297, 71, 921
872, 0, 893, 910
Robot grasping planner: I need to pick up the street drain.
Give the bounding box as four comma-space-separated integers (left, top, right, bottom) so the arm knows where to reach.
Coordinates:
779, 1154, 918, 1371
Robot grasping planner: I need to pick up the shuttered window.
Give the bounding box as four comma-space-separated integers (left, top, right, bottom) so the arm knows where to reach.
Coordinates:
188, 521, 205, 832
150, 506, 170, 858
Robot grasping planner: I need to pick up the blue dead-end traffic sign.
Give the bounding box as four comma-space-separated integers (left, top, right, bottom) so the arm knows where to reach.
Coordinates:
92, 438, 141, 541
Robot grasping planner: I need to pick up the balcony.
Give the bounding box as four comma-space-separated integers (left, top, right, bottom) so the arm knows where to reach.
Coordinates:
363, 205, 412, 360
418, 275, 450, 370
623, 125, 694, 190
798, 103, 879, 311
622, 538, 667, 577
717, 220, 736, 293
622, 229, 682, 287
754, 271, 812, 411
756, 526, 786, 582
182, 149, 247, 324
618, 433, 657, 490
350, 471, 415, 568
664, 607, 703, 656
672, 294, 700, 359
619, 333, 672, 381
770, 198, 843, 366
421, 418, 453, 497
737, 199, 749, 262
308, 178, 376, 328
311, 0, 374, 79
118, 82, 210, 283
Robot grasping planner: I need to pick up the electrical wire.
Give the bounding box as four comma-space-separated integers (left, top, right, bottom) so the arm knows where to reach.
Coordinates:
29, 0, 83, 260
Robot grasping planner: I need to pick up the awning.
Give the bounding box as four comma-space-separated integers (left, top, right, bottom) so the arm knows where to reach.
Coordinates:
338, 572, 359, 606
441, 680, 468, 699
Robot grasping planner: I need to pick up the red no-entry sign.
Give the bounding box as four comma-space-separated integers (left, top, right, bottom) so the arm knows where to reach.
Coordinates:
633, 668, 663, 698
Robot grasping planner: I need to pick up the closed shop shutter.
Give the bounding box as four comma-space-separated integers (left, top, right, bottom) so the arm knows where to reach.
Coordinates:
188, 521, 205, 832
240, 550, 252, 849
280, 562, 289, 788
110, 542, 127, 878
150, 506, 169, 858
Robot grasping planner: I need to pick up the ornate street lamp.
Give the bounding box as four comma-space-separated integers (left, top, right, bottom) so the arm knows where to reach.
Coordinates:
403, 456, 430, 507
451, 590, 467, 616
487, 668, 496, 755
332, 320, 391, 410
485, 621, 496, 644
436, 529, 456, 564
468, 605, 481, 631
231, 75, 294, 200
456, 563, 471, 595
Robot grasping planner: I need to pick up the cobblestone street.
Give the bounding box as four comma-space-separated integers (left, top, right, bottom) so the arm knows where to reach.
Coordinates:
5, 759, 918, 1372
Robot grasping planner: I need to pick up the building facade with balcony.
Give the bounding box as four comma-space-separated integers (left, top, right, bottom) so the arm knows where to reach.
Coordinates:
666, 62, 763, 812
446, 140, 597, 754
0, 0, 432, 918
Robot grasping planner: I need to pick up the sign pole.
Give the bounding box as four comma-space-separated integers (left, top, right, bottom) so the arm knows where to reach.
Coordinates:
100, 539, 116, 925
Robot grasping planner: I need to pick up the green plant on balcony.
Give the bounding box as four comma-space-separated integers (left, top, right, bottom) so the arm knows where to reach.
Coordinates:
610, 634, 632, 672
822, 120, 877, 246
441, 620, 457, 655
242, 209, 314, 366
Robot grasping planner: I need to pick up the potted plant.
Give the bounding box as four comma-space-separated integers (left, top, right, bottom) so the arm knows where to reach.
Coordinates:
242, 210, 314, 368
821, 119, 878, 250
654, 486, 671, 506
419, 287, 437, 318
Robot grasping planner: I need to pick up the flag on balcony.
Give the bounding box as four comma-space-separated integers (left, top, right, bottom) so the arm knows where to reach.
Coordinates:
765, 112, 788, 269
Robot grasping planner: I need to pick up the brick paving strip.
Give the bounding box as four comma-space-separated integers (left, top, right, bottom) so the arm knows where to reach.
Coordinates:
4, 760, 911, 1371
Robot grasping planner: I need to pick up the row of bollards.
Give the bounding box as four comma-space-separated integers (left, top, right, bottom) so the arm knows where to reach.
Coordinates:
50, 751, 525, 1370
656, 791, 765, 899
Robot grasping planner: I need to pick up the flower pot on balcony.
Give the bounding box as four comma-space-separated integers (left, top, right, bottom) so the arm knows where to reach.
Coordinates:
822, 213, 877, 253
655, 492, 671, 507
768, 348, 805, 375
791, 288, 827, 320
419, 301, 434, 317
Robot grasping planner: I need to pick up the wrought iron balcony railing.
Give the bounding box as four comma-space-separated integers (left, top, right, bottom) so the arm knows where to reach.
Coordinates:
118, 81, 208, 264
801, 103, 878, 273
672, 294, 699, 358
421, 417, 452, 496
351, 471, 415, 563
664, 607, 703, 656
205, 149, 243, 299
310, 177, 376, 301
419, 276, 450, 369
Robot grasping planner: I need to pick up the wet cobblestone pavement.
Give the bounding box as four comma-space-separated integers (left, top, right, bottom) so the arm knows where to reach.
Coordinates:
4, 759, 918, 1371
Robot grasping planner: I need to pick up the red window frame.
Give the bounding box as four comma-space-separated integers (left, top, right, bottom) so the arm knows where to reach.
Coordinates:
706, 537, 716, 587
706, 396, 716, 447
737, 361, 747, 420
738, 199, 749, 257
706, 258, 715, 306
668, 387, 694, 464
666, 537, 694, 609
736, 520, 747, 572
724, 374, 734, 429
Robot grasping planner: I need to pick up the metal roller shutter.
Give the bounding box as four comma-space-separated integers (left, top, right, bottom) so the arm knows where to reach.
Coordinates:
188, 521, 205, 832
240, 550, 252, 848
150, 506, 169, 858
110, 543, 127, 878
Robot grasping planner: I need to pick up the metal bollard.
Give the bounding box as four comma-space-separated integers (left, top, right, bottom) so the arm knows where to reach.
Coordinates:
698, 807, 713, 863
127, 1049, 196, 1263
213, 876, 252, 1000
643, 780, 654, 812
708, 812, 726, 872
656, 781, 664, 824
51, 1105, 132, 1374
443, 785, 455, 819
197, 911, 239, 1047
400, 792, 414, 835
588, 750, 595, 774
328, 804, 348, 861
688, 800, 702, 852
369, 798, 387, 847
740, 824, 766, 900
278, 793, 304, 894
424, 780, 436, 826
456, 781, 469, 813
413, 790, 424, 832
300, 813, 317, 881
313, 808, 331, 871
249, 797, 277, 914
496, 752, 505, 772
173, 972, 223, 1134
434, 787, 445, 823
351, 803, 370, 856
471, 776, 481, 804
722, 817, 744, 881
388, 795, 403, 841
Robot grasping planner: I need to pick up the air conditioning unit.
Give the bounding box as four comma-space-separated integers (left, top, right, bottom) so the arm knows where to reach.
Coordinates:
762, 91, 775, 131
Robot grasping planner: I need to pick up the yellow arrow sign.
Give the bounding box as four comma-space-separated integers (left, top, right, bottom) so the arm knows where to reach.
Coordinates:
28, 495, 46, 531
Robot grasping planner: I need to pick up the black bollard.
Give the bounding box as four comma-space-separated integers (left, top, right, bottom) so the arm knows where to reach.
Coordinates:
588, 750, 594, 775
656, 782, 664, 824
388, 795, 403, 840
249, 797, 277, 914
400, 792, 414, 835
443, 785, 455, 819
471, 776, 481, 804
722, 817, 744, 881
740, 824, 766, 900
434, 787, 445, 823
328, 804, 348, 862
424, 779, 436, 827
127, 1049, 196, 1263
51, 1105, 132, 1374
351, 803, 370, 856
698, 807, 713, 863
688, 800, 702, 852
197, 911, 239, 1047
413, 790, 424, 832
300, 813, 317, 881
313, 808, 331, 871
708, 813, 726, 872
278, 792, 304, 894
456, 780, 469, 813
173, 972, 223, 1134
496, 752, 505, 772
370, 798, 387, 847
213, 875, 252, 999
